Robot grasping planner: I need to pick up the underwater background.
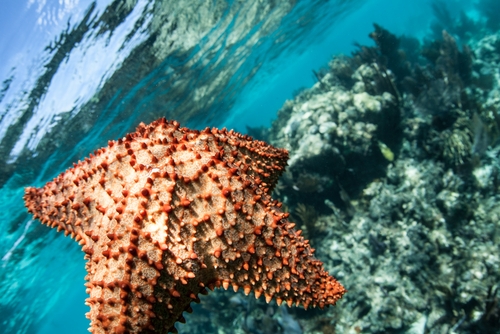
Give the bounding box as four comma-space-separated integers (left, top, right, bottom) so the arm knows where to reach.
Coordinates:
1, 0, 499, 333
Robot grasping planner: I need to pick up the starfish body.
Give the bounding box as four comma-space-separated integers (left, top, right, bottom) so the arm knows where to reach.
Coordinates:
24, 118, 345, 333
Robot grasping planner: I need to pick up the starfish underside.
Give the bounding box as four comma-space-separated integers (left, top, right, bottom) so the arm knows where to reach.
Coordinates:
24, 118, 346, 333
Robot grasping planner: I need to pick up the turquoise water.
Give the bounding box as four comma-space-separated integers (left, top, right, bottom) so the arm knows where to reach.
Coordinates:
1, 0, 497, 333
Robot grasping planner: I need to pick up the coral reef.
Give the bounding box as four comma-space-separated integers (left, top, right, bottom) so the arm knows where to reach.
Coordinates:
24, 118, 345, 333
268, 26, 404, 212
259, 23, 500, 334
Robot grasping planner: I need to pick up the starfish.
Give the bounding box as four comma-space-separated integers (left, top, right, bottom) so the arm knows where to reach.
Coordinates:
24, 118, 346, 333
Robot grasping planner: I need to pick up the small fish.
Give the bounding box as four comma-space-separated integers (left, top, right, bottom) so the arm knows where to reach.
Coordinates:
378, 141, 394, 161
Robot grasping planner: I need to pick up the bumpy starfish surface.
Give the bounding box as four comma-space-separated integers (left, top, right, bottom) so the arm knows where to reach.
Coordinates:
24, 118, 346, 333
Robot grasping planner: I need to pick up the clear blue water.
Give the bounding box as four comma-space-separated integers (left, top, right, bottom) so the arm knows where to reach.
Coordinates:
0, 0, 486, 333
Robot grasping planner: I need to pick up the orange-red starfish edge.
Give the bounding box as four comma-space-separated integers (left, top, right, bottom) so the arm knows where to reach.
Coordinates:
24, 118, 346, 333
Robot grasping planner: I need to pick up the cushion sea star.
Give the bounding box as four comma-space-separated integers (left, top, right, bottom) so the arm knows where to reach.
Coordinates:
24, 118, 346, 333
